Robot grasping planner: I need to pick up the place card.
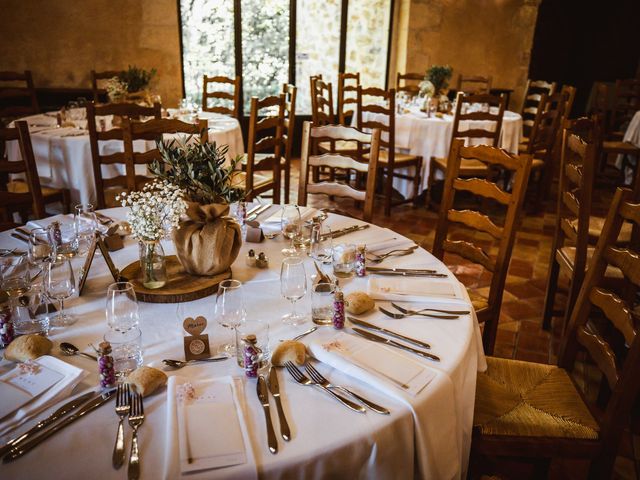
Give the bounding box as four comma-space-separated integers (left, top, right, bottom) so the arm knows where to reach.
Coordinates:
0, 363, 64, 419
183, 316, 211, 361
245, 225, 264, 243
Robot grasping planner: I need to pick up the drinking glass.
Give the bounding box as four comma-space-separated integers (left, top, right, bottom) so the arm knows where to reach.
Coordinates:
280, 257, 307, 325
0, 255, 31, 299
333, 243, 357, 278
18, 284, 51, 335
28, 228, 53, 269
235, 316, 270, 368
281, 205, 302, 256
47, 221, 78, 258
45, 255, 76, 327
311, 282, 335, 325
310, 223, 332, 264
215, 279, 245, 356
104, 327, 143, 379
106, 282, 140, 333
74, 203, 97, 256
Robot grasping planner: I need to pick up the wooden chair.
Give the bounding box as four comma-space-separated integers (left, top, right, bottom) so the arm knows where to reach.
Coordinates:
396, 72, 423, 96
298, 122, 380, 223
0, 71, 39, 123
90, 70, 123, 103
472, 187, 640, 480
337, 72, 360, 126
609, 78, 640, 139
310, 76, 335, 126
520, 79, 557, 140
238, 94, 285, 202
432, 139, 532, 354
357, 86, 423, 216
427, 92, 506, 209
457, 74, 492, 94
87, 102, 162, 208
202, 75, 241, 119
281, 84, 297, 204
1, 121, 70, 221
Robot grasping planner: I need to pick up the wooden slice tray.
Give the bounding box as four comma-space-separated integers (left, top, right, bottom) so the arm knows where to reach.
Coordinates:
120, 255, 231, 303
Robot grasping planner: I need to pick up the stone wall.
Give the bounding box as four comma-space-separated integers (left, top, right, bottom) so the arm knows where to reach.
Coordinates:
0, 0, 183, 106
391, 0, 540, 110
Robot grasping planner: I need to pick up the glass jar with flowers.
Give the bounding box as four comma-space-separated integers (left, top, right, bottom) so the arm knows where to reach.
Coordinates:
117, 180, 186, 289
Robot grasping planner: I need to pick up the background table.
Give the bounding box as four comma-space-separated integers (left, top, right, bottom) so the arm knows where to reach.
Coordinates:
7, 111, 244, 206
0, 207, 485, 479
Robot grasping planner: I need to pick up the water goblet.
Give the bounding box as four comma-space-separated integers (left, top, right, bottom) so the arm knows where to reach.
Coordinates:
45, 255, 76, 327
280, 257, 307, 326
215, 279, 245, 356
281, 205, 302, 257
106, 282, 140, 333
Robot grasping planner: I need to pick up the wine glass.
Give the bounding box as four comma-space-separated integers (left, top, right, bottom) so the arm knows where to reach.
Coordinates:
280, 257, 307, 325
215, 279, 245, 356
45, 255, 76, 327
106, 282, 140, 333
74, 203, 97, 255
281, 205, 302, 256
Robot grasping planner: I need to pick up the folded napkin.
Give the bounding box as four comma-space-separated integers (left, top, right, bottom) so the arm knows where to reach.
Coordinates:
262, 206, 318, 224
366, 237, 416, 254
367, 275, 468, 305
163, 376, 257, 480
0, 355, 87, 439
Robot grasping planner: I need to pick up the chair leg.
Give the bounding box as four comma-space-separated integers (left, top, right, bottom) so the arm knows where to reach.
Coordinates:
542, 257, 560, 331
61, 190, 71, 214
426, 160, 436, 210
284, 160, 291, 204
384, 166, 393, 216
481, 309, 499, 356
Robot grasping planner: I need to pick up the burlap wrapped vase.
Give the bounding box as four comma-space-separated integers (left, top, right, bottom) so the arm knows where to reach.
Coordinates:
172, 202, 242, 276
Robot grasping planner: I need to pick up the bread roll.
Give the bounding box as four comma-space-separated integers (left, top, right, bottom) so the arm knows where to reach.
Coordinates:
345, 291, 375, 315
126, 366, 168, 397
4, 334, 53, 362
271, 340, 306, 366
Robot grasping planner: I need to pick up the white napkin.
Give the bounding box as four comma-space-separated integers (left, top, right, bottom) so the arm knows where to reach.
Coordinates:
163, 376, 257, 480
366, 237, 416, 254
0, 355, 87, 439
262, 206, 318, 224
367, 275, 469, 305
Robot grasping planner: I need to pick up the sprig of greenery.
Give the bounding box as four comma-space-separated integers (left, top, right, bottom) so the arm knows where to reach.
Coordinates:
150, 137, 246, 205
118, 65, 157, 93
425, 65, 453, 94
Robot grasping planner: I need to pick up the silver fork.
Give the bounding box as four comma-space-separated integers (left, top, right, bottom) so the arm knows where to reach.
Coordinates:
305, 363, 390, 415
367, 245, 418, 263
112, 383, 130, 469
284, 362, 366, 413
127, 392, 145, 480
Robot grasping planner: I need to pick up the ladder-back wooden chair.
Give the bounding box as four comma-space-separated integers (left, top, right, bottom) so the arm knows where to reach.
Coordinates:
473, 187, 640, 480
432, 139, 532, 354
337, 72, 360, 126
0, 71, 39, 124
281, 83, 297, 204
1, 121, 70, 222
202, 75, 241, 119
396, 72, 423, 96
298, 122, 380, 223
520, 79, 557, 140
427, 91, 506, 209
87, 102, 161, 208
310, 76, 334, 126
90, 70, 124, 103
610, 78, 640, 139
357, 86, 423, 216
457, 74, 492, 94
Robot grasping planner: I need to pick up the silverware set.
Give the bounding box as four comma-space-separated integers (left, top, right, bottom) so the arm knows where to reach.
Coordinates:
366, 245, 418, 263
111, 384, 145, 479
246, 203, 271, 223
378, 303, 469, 319
321, 224, 370, 240
367, 266, 448, 278
161, 357, 228, 369
352, 327, 441, 362
256, 370, 288, 454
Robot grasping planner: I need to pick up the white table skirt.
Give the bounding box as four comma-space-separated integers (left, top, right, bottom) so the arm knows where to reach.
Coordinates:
0, 207, 486, 479
7, 112, 244, 206
357, 109, 522, 198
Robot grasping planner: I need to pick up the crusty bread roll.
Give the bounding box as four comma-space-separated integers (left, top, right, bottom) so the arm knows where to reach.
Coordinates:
4, 334, 53, 362
126, 366, 168, 397
271, 340, 306, 366
345, 291, 375, 315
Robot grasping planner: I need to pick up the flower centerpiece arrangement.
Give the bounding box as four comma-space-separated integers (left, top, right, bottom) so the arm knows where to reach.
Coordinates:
117, 180, 186, 289
149, 138, 244, 277
424, 65, 453, 112
106, 65, 158, 105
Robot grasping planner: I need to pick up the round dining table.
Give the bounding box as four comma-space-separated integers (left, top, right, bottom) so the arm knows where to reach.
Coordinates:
0, 206, 486, 480
6, 111, 244, 207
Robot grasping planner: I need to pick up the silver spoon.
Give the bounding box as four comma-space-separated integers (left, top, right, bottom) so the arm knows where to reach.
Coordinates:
60, 342, 98, 361
162, 357, 228, 369
280, 326, 319, 343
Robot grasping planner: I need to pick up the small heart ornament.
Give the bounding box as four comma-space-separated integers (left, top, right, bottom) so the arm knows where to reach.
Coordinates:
183, 316, 207, 336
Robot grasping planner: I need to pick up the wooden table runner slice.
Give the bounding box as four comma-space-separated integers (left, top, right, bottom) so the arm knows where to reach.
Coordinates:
120, 255, 231, 303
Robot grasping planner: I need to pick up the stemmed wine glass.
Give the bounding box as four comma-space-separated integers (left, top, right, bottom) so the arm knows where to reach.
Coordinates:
281, 205, 302, 257
280, 257, 307, 325
45, 255, 76, 327
215, 279, 245, 356
106, 282, 140, 333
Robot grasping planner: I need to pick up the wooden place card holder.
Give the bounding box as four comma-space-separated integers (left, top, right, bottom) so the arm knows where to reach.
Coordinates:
78, 233, 121, 295
183, 316, 211, 361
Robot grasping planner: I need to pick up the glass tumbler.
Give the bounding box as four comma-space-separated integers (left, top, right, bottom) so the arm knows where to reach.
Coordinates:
311, 282, 336, 325
103, 327, 143, 379
332, 244, 357, 278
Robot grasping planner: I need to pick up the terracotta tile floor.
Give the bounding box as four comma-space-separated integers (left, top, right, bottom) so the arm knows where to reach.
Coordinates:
285, 160, 639, 479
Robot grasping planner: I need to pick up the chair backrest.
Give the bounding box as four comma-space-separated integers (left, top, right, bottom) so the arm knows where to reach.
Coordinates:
281, 84, 297, 164
338, 72, 360, 125
525, 91, 566, 157
450, 92, 506, 148
202, 75, 241, 119
90, 70, 124, 103
457, 74, 492, 94
310, 76, 335, 126
559, 187, 640, 461
0, 71, 39, 121
520, 79, 557, 138
0, 121, 45, 219
610, 78, 640, 134
86, 101, 161, 208
432, 139, 532, 353
560, 84, 577, 121
245, 94, 285, 197
396, 72, 423, 96
298, 122, 380, 223
357, 86, 396, 164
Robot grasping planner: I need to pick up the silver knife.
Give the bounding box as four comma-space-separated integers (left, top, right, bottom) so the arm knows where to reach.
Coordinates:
368, 266, 437, 274
352, 327, 441, 362
246, 203, 263, 216
268, 367, 291, 441
348, 316, 432, 350
0, 390, 95, 457
370, 270, 448, 278
3, 389, 116, 462
257, 376, 278, 454
247, 204, 270, 222
323, 224, 370, 240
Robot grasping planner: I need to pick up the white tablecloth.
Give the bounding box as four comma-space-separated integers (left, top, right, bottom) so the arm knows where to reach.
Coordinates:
357, 109, 522, 198
0, 207, 486, 479
7, 112, 244, 206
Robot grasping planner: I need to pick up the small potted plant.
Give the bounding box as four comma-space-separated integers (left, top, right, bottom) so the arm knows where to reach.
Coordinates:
150, 138, 244, 277
106, 65, 158, 105
425, 65, 453, 112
